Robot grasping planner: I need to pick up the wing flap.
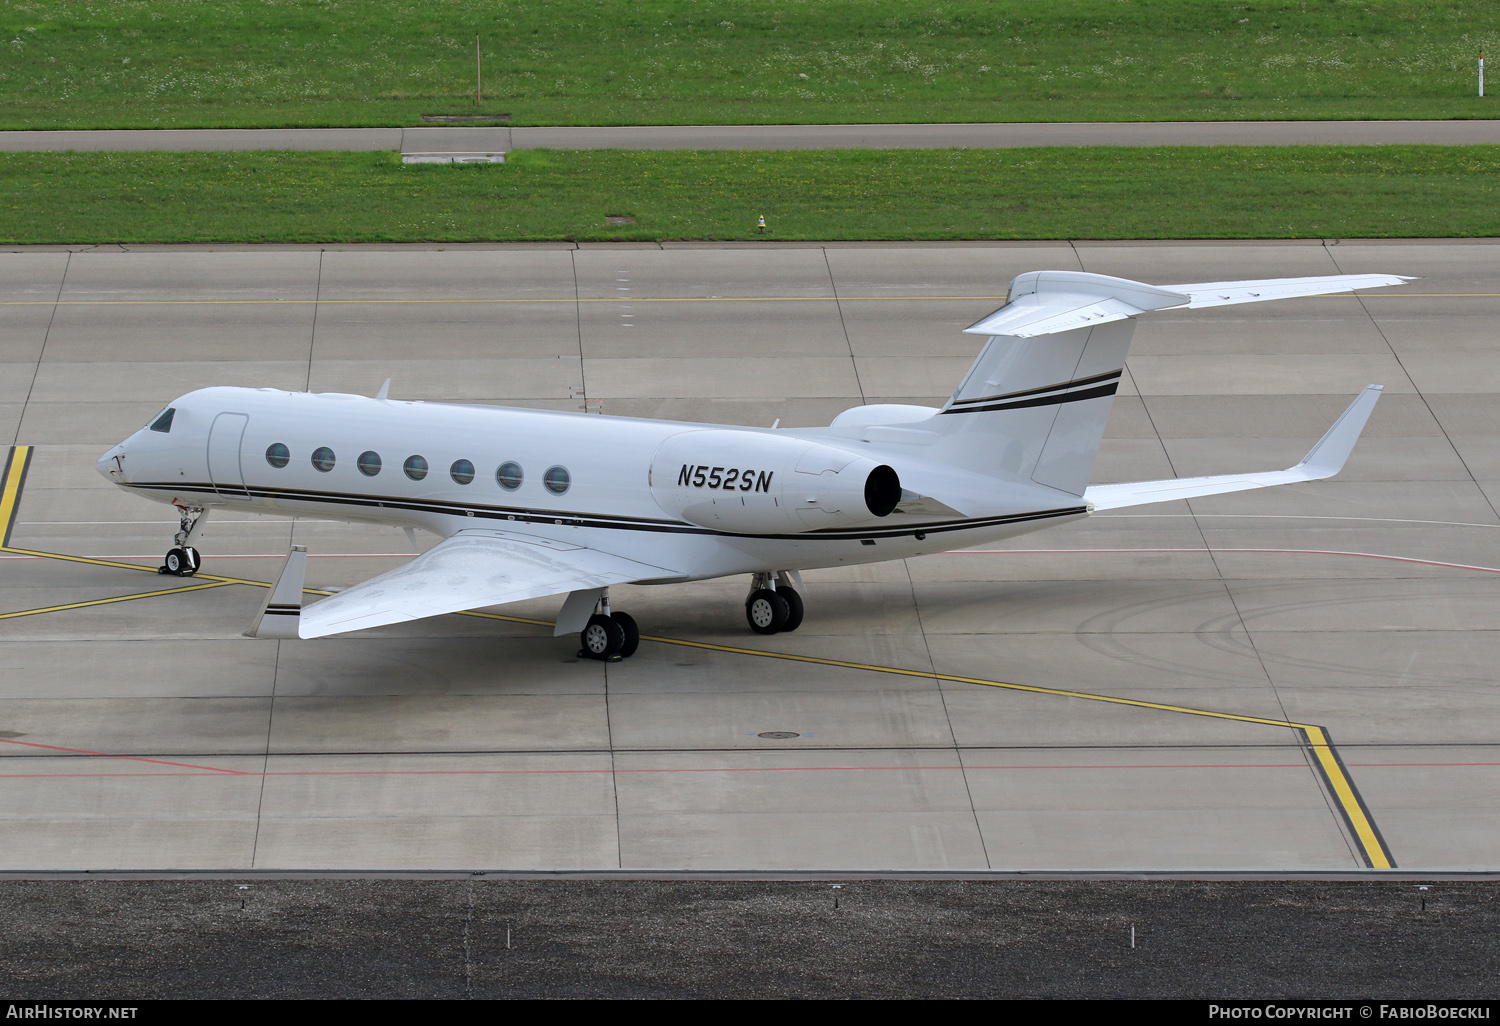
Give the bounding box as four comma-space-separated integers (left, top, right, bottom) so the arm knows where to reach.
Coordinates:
298, 530, 682, 638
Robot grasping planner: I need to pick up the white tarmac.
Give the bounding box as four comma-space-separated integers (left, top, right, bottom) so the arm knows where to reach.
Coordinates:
1, 240, 1497, 872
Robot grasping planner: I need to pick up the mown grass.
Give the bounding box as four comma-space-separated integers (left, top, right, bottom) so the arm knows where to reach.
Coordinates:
1, 1, 1496, 129
2, 147, 1496, 244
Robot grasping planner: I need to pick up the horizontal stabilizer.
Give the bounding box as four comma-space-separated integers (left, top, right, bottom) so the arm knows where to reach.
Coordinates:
1084, 385, 1383, 511
1167, 274, 1413, 309
965, 271, 1411, 339
298, 530, 682, 639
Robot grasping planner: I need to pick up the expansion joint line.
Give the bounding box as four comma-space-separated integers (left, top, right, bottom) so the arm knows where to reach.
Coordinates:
0, 446, 1395, 869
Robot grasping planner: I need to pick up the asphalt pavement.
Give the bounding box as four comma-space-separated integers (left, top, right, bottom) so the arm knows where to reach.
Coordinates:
2, 878, 1496, 998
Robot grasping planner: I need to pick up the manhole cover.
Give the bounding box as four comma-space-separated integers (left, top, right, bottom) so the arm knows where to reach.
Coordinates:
757, 731, 801, 739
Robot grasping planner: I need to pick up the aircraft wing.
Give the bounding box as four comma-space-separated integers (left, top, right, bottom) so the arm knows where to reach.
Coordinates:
1084, 384, 1382, 511
297, 529, 682, 639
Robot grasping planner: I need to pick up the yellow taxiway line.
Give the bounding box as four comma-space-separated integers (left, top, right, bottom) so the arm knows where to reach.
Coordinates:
0, 581, 234, 620
0, 444, 1396, 869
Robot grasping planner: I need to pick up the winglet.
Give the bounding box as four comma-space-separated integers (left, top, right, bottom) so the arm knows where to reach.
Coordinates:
1294, 384, 1384, 480
375, 379, 392, 401
246, 545, 308, 639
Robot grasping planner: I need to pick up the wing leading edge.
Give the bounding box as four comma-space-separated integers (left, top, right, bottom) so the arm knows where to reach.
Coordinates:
1084, 385, 1383, 511
297, 530, 683, 639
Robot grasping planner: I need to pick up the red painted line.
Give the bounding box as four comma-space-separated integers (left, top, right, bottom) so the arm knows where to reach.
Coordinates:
1350, 761, 1500, 768
949, 547, 1500, 575
0, 737, 249, 774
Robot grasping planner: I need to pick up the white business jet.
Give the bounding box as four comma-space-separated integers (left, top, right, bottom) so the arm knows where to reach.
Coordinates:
97, 269, 1406, 659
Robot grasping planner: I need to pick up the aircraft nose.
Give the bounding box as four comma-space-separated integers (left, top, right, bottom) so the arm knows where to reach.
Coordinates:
97, 444, 127, 483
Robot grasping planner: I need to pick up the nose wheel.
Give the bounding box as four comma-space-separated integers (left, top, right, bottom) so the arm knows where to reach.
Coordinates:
745, 573, 804, 635
159, 504, 207, 576
160, 546, 202, 577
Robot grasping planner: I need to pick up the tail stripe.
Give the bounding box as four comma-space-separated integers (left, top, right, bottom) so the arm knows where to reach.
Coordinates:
948, 368, 1122, 410
940, 380, 1120, 416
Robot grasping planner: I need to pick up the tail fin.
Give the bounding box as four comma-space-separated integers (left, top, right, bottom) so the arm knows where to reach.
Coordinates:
923, 269, 1410, 496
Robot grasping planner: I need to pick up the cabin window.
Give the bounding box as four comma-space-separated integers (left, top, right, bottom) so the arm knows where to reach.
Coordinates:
149, 408, 176, 433
450, 459, 475, 485
265, 443, 290, 469
496, 462, 523, 491
357, 451, 382, 477
311, 447, 336, 473
543, 465, 571, 495
404, 455, 428, 481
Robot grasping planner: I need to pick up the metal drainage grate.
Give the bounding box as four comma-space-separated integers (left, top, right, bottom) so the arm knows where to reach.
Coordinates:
757, 731, 801, 739
606, 215, 636, 225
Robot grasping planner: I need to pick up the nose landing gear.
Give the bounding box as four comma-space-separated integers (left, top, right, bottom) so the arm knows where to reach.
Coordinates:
158, 504, 207, 576
745, 572, 804, 635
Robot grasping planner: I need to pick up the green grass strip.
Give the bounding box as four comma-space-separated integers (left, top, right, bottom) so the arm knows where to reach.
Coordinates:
1, 0, 1497, 129
2, 147, 1496, 244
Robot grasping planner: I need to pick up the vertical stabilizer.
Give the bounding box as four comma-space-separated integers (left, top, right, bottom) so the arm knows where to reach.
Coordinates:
246, 545, 308, 639
929, 319, 1135, 495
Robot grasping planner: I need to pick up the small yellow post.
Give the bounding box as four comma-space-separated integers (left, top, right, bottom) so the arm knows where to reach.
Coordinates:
756, 214, 767, 234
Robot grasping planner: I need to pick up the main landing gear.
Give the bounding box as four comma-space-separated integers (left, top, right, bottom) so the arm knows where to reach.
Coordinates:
158, 504, 206, 577
745, 572, 804, 636
578, 591, 640, 662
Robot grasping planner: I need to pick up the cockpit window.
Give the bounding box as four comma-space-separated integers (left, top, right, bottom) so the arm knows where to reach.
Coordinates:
149, 408, 176, 433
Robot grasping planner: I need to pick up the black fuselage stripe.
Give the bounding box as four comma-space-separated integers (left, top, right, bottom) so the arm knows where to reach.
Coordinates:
939, 381, 1120, 415
948, 369, 1122, 408
125, 480, 1086, 541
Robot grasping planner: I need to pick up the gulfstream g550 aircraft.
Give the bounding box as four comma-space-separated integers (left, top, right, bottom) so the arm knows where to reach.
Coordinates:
97, 269, 1406, 659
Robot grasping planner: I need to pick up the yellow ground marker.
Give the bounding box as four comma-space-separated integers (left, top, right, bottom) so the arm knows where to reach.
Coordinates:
0, 444, 1395, 868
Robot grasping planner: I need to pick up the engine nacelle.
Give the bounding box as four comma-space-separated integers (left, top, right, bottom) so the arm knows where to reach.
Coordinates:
649, 429, 901, 535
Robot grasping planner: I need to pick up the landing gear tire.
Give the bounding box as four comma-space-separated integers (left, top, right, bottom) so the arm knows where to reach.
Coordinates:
161, 546, 201, 577
746, 589, 790, 635
779, 587, 804, 633
611, 611, 640, 658
580, 613, 626, 660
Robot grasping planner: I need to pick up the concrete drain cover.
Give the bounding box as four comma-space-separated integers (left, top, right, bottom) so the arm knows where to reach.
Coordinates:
421, 114, 511, 123
402, 152, 506, 165
757, 731, 801, 739
606, 215, 636, 225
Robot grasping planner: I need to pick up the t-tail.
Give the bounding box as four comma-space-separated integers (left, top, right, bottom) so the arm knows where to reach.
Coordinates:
917, 269, 1410, 502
